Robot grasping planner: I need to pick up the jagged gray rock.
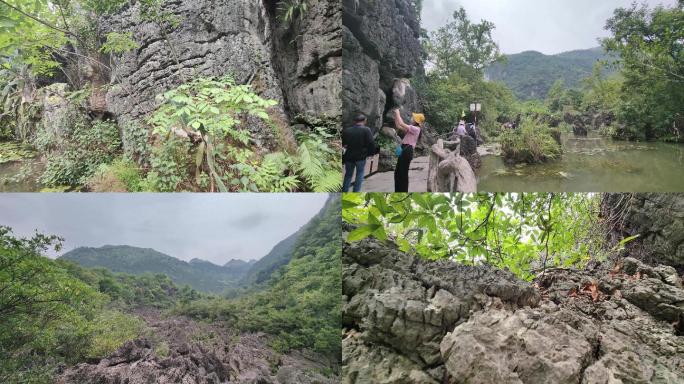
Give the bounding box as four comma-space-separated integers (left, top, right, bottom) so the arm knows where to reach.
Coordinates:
343, 234, 540, 382
57, 309, 338, 384
602, 193, 684, 271
342, 0, 423, 132
343, 232, 684, 383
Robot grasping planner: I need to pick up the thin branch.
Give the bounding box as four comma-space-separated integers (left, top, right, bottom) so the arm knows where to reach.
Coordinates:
0, 0, 79, 39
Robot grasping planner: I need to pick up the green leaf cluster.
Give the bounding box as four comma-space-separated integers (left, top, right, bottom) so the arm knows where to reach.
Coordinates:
343, 193, 608, 281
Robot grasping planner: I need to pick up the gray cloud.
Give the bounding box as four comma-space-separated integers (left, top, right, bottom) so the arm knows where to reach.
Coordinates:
0, 193, 329, 265
421, 0, 677, 54
231, 211, 270, 230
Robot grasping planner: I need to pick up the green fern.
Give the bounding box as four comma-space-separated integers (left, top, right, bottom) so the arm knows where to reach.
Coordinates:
295, 139, 341, 192
278, 0, 309, 24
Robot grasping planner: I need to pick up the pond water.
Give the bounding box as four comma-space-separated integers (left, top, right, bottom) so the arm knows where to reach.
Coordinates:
0, 141, 42, 192
477, 133, 684, 192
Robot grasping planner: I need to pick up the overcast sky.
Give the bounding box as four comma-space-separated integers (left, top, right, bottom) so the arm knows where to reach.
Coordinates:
0, 194, 328, 265
421, 0, 678, 55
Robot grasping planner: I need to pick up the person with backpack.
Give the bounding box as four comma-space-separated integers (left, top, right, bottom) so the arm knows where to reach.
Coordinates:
342, 114, 377, 192
393, 109, 423, 192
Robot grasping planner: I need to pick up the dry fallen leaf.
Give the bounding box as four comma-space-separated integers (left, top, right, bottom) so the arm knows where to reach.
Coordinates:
582, 282, 600, 302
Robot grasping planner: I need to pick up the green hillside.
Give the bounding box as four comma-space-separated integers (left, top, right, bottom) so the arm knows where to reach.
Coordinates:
176, 194, 342, 358
238, 228, 304, 286
60, 246, 247, 293
486, 47, 615, 100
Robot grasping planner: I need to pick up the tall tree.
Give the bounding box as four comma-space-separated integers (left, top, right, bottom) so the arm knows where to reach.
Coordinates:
602, 2, 684, 141
426, 7, 503, 76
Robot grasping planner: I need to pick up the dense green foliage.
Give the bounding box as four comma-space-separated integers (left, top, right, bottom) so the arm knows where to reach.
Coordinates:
60, 245, 249, 293
420, 7, 514, 136
176, 196, 342, 359
0, 1, 341, 192
485, 48, 614, 100
37, 119, 121, 187
425, 7, 503, 75
0, 227, 155, 383
342, 193, 618, 281
600, 2, 684, 141
500, 118, 562, 164
145, 76, 340, 192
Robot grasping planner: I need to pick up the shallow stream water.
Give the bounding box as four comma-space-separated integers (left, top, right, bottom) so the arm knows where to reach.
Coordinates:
477, 133, 684, 192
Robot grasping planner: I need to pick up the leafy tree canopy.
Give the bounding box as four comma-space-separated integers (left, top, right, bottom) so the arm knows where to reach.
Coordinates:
342, 193, 618, 281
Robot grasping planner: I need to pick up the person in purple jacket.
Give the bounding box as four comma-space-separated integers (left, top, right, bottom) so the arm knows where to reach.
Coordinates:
393, 109, 423, 192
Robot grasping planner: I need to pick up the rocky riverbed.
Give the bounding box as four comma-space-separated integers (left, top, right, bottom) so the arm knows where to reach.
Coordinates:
56, 308, 338, 384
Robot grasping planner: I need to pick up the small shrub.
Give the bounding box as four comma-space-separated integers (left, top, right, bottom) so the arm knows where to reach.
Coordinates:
500, 118, 562, 164
86, 310, 145, 360
38, 120, 121, 187
155, 341, 170, 358
141, 137, 190, 192
88, 158, 143, 192
122, 122, 151, 166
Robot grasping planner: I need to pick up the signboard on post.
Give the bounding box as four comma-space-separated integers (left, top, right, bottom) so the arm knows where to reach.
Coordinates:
470, 103, 482, 126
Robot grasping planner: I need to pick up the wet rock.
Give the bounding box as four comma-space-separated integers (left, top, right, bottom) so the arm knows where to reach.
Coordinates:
602, 193, 684, 271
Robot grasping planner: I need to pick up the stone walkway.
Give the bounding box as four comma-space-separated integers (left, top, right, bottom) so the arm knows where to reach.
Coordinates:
360, 157, 429, 192
358, 144, 500, 192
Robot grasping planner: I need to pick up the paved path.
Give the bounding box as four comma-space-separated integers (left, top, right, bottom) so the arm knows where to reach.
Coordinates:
359, 144, 500, 192
361, 156, 429, 192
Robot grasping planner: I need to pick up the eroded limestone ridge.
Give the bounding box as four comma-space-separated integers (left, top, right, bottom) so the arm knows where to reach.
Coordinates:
343, 235, 684, 384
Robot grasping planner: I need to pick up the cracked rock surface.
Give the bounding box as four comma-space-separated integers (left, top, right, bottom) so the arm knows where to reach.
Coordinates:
100, 0, 341, 152
56, 309, 338, 384
343, 234, 684, 383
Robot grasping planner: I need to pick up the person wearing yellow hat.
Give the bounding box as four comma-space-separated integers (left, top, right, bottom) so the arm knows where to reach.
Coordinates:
392, 109, 424, 192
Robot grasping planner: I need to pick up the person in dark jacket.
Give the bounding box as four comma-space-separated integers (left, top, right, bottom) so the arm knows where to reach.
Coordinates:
342, 114, 376, 192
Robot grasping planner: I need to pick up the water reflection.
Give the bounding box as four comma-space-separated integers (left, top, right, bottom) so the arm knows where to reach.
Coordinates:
478, 133, 684, 192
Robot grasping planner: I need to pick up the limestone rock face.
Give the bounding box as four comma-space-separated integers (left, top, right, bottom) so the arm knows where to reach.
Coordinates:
100, 0, 341, 151
342, 0, 423, 132
343, 231, 684, 383
602, 193, 684, 271
268, 0, 342, 123
342, 232, 540, 382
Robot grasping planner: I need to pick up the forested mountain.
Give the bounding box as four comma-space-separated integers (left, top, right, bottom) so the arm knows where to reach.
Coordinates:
59, 198, 336, 293
179, 194, 342, 357
486, 47, 614, 100
60, 245, 250, 293
238, 228, 304, 286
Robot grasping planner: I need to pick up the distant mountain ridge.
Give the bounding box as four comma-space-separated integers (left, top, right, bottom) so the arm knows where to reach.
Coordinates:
60, 245, 255, 293
485, 47, 616, 100
59, 198, 336, 293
